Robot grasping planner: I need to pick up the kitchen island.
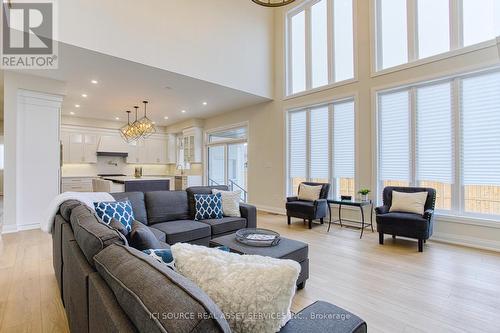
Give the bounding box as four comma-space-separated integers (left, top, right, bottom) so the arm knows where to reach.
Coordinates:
102, 176, 173, 192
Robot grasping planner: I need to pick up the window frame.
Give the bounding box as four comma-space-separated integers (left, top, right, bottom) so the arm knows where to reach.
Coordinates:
375, 67, 500, 221
285, 0, 357, 97
285, 96, 358, 198
373, 0, 499, 73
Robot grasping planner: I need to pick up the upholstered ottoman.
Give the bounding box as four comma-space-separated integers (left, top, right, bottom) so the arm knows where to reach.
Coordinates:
281, 301, 367, 333
210, 233, 309, 289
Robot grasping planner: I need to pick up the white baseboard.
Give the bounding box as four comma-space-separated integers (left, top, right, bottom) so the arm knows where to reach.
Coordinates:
255, 205, 286, 215
432, 232, 500, 253
1, 224, 18, 234
1, 223, 41, 234
18, 223, 41, 232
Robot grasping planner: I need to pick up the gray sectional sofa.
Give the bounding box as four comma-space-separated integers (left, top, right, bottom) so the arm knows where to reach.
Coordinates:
52, 186, 367, 333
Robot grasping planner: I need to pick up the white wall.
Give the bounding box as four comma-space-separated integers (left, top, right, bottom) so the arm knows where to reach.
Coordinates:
57, 0, 274, 98
203, 0, 500, 251
3, 72, 66, 233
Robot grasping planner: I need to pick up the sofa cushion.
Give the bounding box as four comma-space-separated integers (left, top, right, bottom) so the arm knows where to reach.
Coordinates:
280, 301, 367, 333
128, 220, 163, 251
145, 191, 190, 224
171, 243, 300, 333
94, 200, 135, 232
70, 204, 127, 267
111, 192, 147, 225
94, 244, 231, 333
151, 220, 211, 244
148, 226, 166, 242
377, 212, 428, 231
285, 201, 315, 215
194, 193, 223, 220
186, 186, 229, 219
200, 217, 247, 235
59, 200, 82, 221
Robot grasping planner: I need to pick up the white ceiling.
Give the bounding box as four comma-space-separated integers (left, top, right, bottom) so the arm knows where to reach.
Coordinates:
13, 42, 271, 126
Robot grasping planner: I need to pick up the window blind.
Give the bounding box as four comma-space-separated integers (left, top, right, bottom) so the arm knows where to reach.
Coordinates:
416, 82, 454, 183
461, 72, 500, 185
333, 101, 355, 178
289, 111, 307, 178
379, 90, 410, 181
310, 106, 329, 179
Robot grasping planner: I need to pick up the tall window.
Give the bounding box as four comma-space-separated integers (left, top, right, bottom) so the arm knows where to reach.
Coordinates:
287, 0, 354, 95
376, 0, 500, 71
287, 99, 355, 197
378, 69, 500, 218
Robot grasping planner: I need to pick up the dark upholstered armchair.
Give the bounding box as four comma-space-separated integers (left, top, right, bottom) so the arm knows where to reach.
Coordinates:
376, 187, 436, 252
286, 182, 330, 229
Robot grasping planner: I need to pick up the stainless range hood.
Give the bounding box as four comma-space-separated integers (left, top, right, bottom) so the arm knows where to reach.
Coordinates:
97, 135, 129, 157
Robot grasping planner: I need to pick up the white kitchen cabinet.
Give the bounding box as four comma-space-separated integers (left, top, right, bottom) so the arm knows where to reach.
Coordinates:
182, 127, 202, 163
127, 139, 147, 164
63, 130, 99, 164
62, 177, 94, 192
84, 134, 98, 163
61, 131, 70, 164
166, 134, 177, 164
146, 138, 167, 164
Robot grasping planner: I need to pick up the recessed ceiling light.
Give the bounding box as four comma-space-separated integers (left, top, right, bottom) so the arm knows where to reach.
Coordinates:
69, 112, 75, 115
202, 102, 208, 106
152, 121, 156, 125
75, 104, 80, 108
115, 117, 120, 120
81, 93, 87, 98
181, 110, 186, 113
91, 80, 98, 84
164, 116, 169, 120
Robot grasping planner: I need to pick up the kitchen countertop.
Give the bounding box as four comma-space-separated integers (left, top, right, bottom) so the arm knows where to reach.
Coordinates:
102, 176, 174, 184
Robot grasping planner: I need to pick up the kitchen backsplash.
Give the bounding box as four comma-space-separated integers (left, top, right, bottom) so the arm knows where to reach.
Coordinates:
62, 157, 203, 177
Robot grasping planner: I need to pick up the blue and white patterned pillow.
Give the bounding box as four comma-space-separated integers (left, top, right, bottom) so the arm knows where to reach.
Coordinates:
94, 200, 134, 232
143, 249, 175, 269
194, 193, 223, 220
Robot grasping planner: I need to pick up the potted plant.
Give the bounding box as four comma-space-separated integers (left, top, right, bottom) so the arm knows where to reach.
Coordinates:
358, 188, 371, 201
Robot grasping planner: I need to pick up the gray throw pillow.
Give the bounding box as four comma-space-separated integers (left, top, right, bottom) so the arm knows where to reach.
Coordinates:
128, 220, 162, 251
108, 218, 129, 237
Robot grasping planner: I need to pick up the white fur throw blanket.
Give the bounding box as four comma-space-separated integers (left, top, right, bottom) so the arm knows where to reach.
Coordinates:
171, 243, 300, 333
41, 192, 115, 233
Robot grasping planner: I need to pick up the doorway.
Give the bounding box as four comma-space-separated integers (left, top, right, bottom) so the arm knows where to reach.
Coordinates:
206, 125, 248, 202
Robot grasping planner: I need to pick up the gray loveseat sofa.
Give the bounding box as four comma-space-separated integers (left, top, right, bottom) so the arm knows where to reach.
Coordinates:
52, 187, 367, 333
111, 185, 257, 246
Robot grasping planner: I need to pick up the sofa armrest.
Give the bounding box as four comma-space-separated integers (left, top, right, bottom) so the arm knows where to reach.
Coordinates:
240, 203, 257, 229
157, 241, 171, 250
375, 205, 390, 215
423, 209, 434, 220
314, 199, 327, 208
287, 196, 299, 202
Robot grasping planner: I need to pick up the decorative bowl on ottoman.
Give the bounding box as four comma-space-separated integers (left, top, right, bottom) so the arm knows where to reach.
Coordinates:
235, 228, 281, 247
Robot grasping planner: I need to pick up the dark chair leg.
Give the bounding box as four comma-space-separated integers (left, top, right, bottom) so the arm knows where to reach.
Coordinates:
308, 219, 312, 229
418, 239, 424, 252
424, 239, 427, 243
320, 218, 324, 225
297, 281, 306, 290
392, 235, 396, 239
379, 232, 384, 245
287, 216, 291, 225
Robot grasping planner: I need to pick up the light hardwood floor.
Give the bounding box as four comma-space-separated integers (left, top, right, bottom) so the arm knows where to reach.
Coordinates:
1, 213, 500, 333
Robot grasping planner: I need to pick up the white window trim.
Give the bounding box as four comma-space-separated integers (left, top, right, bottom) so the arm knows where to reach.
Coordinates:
285, 95, 358, 198
284, 0, 357, 97
372, 0, 499, 74
374, 66, 500, 223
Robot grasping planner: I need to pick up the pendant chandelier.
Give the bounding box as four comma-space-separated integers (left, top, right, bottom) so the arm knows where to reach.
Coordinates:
119, 100, 156, 142
252, 0, 296, 7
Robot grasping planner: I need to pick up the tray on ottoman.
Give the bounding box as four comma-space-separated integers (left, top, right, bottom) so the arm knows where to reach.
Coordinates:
210, 233, 309, 289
